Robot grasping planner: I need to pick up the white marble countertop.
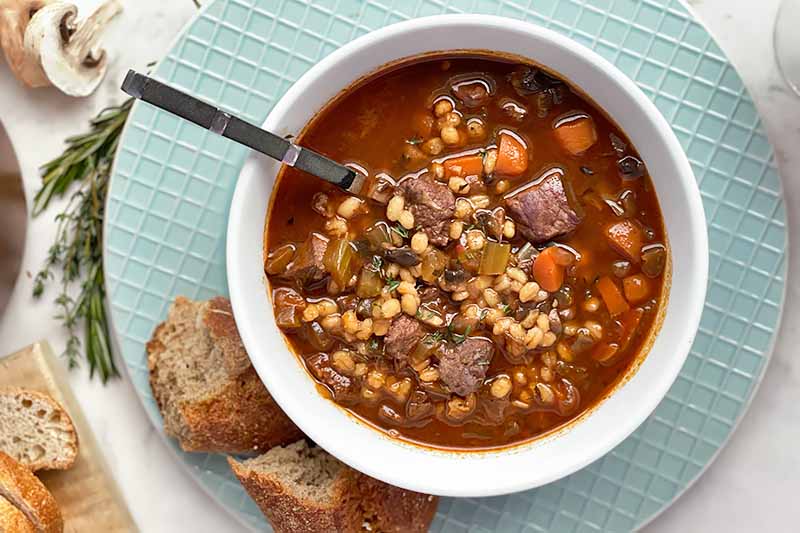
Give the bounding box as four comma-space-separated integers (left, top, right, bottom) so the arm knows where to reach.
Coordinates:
0, 0, 797, 531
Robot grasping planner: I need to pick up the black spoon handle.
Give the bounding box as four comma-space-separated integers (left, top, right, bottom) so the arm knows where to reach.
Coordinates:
121, 70, 356, 190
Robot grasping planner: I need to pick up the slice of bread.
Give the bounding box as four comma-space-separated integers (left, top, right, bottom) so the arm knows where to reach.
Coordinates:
229, 441, 360, 532
0, 495, 36, 533
228, 441, 438, 533
147, 296, 302, 454
0, 452, 62, 533
0, 389, 78, 471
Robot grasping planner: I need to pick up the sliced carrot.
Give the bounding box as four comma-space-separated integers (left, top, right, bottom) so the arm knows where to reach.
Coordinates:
444, 154, 484, 178
605, 220, 644, 263
495, 132, 528, 176
553, 115, 597, 155
596, 276, 630, 316
623, 274, 650, 304
533, 247, 564, 292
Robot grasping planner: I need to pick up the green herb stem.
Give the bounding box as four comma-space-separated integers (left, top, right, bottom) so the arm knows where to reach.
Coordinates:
32, 98, 132, 382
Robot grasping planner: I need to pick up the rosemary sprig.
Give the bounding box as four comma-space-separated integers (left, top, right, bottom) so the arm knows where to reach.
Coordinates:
32, 98, 133, 382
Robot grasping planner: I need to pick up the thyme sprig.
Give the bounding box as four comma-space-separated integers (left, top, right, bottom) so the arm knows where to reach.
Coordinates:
32, 98, 133, 382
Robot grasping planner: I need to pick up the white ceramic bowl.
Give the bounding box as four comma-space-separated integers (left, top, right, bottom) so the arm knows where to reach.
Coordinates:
227, 14, 708, 497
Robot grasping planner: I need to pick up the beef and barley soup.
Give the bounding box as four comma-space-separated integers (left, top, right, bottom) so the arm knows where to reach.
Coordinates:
264, 54, 669, 449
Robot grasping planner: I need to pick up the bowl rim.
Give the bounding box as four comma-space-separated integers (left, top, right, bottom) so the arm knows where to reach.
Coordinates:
227, 13, 708, 497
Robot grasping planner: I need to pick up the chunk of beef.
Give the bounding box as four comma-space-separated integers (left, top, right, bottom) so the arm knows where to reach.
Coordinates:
452, 79, 491, 108
418, 286, 441, 303
285, 232, 329, 286
505, 173, 582, 243
438, 338, 494, 396
384, 315, 425, 363
273, 287, 306, 330
399, 175, 455, 246
306, 352, 357, 402
473, 397, 510, 425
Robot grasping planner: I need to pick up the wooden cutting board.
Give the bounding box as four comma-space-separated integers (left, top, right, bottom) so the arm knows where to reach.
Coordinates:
0, 342, 138, 532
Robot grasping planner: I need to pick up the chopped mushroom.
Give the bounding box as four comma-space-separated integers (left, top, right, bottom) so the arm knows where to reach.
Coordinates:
1, 0, 122, 96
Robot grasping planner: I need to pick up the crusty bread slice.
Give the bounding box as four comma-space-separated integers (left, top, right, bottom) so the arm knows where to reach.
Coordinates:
358, 474, 439, 533
228, 441, 438, 533
147, 296, 302, 454
229, 441, 360, 532
0, 452, 62, 533
0, 389, 78, 471
0, 495, 36, 533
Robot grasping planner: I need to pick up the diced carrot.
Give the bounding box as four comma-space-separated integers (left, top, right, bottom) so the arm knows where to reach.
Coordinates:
533, 247, 564, 292
605, 220, 644, 263
596, 276, 630, 316
553, 115, 597, 156
623, 274, 650, 304
444, 154, 484, 178
495, 133, 528, 176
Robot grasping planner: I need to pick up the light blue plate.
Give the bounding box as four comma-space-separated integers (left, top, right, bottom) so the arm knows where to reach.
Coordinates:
104, 1, 787, 531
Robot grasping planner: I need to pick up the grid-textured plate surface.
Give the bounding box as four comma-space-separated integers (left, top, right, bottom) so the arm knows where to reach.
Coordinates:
104, 1, 787, 531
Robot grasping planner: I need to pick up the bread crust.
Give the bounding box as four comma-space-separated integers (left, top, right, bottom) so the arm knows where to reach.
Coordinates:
147, 297, 302, 454
0, 452, 62, 533
228, 444, 439, 533
177, 367, 303, 453
0, 495, 36, 533
360, 476, 438, 533
228, 455, 361, 533
0, 388, 78, 471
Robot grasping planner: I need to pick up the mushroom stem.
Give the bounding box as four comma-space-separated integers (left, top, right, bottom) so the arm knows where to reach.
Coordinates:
69, 0, 121, 64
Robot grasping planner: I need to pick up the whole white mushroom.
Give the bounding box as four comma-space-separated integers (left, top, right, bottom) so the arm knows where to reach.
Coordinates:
0, 0, 121, 96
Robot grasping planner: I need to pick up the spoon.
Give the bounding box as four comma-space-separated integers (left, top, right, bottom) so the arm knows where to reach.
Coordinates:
121, 70, 358, 190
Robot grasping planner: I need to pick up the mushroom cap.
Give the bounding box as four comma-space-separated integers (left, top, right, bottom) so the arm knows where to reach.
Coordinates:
0, 0, 52, 87
24, 1, 120, 97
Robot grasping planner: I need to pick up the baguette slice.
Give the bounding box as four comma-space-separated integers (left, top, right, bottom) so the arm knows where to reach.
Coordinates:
148, 296, 302, 454
228, 441, 438, 533
0, 389, 78, 471
0, 495, 35, 533
0, 452, 62, 533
